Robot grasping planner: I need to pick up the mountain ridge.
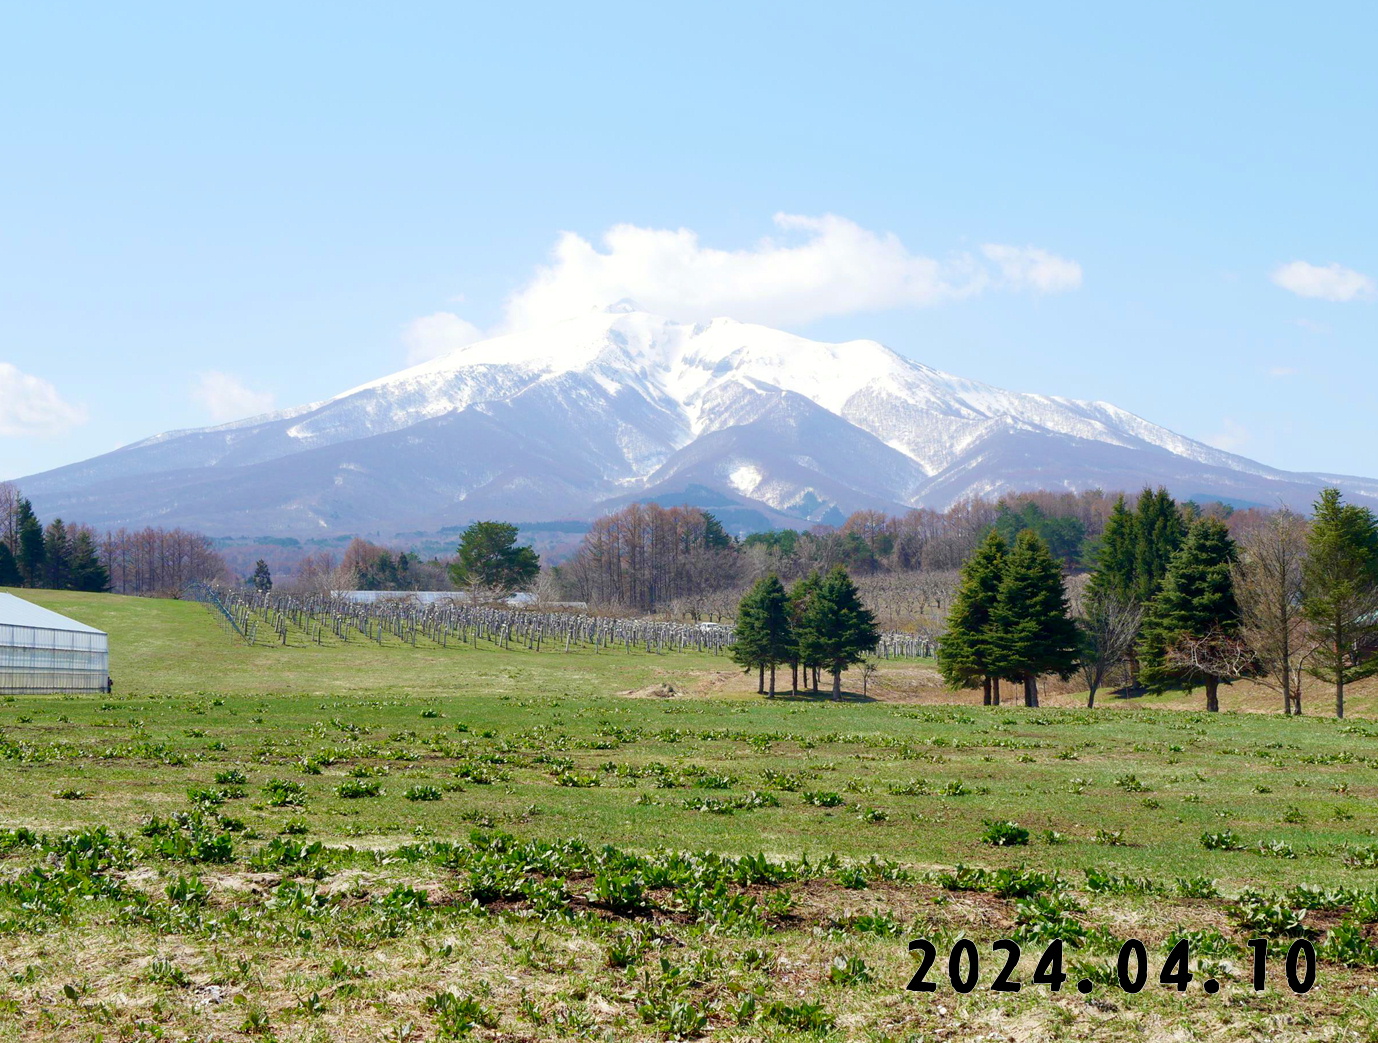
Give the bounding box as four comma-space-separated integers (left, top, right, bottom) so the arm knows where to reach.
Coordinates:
18, 305, 1378, 536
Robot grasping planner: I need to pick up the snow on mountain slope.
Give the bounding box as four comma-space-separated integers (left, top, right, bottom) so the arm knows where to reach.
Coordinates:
17, 304, 1377, 536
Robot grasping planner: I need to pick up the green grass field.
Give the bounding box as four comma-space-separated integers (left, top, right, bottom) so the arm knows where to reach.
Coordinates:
2, 589, 1378, 1042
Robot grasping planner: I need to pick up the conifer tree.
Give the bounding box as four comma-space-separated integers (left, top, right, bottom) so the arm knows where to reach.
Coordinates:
801, 566, 880, 698
988, 530, 1080, 707
937, 530, 1007, 705
1133, 487, 1185, 603
251, 559, 273, 593
756, 575, 795, 697
43, 518, 71, 590
1302, 487, 1378, 719
788, 571, 823, 693
0, 542, 19, 587
1086, 494, 1138, 604
1139, 517, 1242, 712
729, 579, 771, 694
68, 531, 110, 593
15, 498, 43, 588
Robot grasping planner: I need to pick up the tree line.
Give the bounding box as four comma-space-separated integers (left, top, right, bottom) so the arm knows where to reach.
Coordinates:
728, 566, 881, 698
0, 482, 229, 595
939, 485, 1378, 717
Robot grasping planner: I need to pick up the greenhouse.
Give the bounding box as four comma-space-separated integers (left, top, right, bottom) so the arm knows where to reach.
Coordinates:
0, 592, 109, 694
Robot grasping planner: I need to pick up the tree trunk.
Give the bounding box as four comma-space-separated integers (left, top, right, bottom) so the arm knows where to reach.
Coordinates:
1337, 677, 1345, 719
791, 662, 798, 695
813, 666, 820, 692
1024, 674, 1039, 708
768, 664, 775, 699
1205, 676, 1219, 712
831, 668, 842, 699
982, 676, 992, 706
757, 664, 765, 695
992, 677, 1001, 706
1086, 683, 1096, 709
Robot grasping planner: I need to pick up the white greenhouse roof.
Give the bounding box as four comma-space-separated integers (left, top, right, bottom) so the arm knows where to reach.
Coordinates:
0, 593, 107, 635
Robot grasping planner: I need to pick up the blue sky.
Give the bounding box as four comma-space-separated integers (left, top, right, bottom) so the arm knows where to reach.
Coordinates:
1, 2, 1374, 482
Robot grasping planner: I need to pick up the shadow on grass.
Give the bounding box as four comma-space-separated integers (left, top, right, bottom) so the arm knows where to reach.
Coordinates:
764, 688, 878, 703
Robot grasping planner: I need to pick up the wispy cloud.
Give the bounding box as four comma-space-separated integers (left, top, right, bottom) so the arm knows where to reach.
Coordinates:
193, 371, 275, 423
403, 312, 483, 364
1267, 366, 1298, 378
1205, 418, 1251, 454
0, 363, 88, 437
1271, 260, 1375, 302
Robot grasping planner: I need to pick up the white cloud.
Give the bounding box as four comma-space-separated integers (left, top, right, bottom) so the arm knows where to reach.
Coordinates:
193, 371, 275, 423
403, 312, 484, 365
1205, 418, 1251, 454
1267, 366, 1298, 378
1271, 260, 1375, 302
494, 213, 1082, 331
0, 363, 88, 437
980, 244, 1083, 293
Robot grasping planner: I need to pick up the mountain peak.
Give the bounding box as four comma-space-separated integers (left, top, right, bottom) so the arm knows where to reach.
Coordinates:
17, 310, 1378, 537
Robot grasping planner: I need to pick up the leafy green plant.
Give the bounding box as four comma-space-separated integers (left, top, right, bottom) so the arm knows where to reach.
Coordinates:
404, 785, 442, 801
263, 779, 307, 807
336, 779, 383, 799
981, 820, 1030, 846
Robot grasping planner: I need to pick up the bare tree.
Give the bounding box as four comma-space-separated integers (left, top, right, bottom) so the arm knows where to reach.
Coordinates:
1075, 591, 1142, 708
1163, 628, 1256, 710
1232, 509, 1313, 715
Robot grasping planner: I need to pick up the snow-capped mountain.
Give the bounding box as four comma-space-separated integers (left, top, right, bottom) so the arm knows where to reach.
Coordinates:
19, 303, 1378, 535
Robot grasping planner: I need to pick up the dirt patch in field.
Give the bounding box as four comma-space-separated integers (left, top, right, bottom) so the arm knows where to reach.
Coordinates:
622, 682, 680, 698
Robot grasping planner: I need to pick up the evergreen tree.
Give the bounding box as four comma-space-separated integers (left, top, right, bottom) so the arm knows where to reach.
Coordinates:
1302, 487, 1378, 719
988, 530, 1080, 707
787, 571, 823, 693
1133, 487, 1185, 603
937, 530, 1007, 705
1086, 494, 1138, 604
251, 559, 273, 592
730, 575, 794, 697
15, 498, 44, 588
68, 531, 110, 593
450, 521, 540, 594
800, 566, 880, 698
701, 512, 733, 550
1138, 517, 1242, 712
0, 542, 19, 587
729, 579, 771, 693
43, 518, 71, 590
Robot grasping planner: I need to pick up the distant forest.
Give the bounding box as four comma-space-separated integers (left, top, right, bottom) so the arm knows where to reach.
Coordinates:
0, 477, 1269, 623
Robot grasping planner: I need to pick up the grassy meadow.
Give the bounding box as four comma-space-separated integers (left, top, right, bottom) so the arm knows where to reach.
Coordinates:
2, 588, 1378, 1041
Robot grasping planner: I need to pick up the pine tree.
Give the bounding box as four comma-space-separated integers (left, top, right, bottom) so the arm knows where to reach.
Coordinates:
801, 566, 880, 698
1139, 517, 1242, 712
988, 530, 1080, 707
15, 498, 44, 588
68, 531, 110, 593
755, 575, 795, 697
1302, 487, 1378, 719
0, 542, 19, 587
1133, 487, 1185, 603
251, 559, 273, 592
730, 578, 771, 693
1086, 495, 1138, 604
43, 518, 71, 590
787, 572, 823, 693
937, 530, 1007, 705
